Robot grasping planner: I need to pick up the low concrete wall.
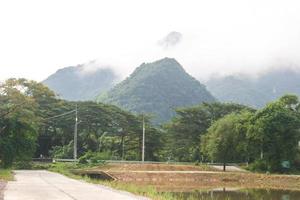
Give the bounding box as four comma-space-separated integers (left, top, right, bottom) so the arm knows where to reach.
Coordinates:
72, 170, 117, 181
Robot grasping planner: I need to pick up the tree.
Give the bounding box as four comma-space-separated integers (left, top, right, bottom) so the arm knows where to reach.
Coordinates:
201, 112, 251, 171
46, 100, 163, 161
0, 79, 40, 167
0, 78, 66, 158
164, 102, 254, 162
247, 94, 300, 172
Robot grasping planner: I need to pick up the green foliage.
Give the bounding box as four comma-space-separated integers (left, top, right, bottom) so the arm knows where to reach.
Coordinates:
50, 142, 73, 159
78, 151, 109, 164
164, 102, 253, 162
200, 94, 300, 173
38, 97, 164, 162
247, 94, 300, 172
0, 79, 40, 168
247, 160, 268, 172
2, 76, 300, 175
201, 112, 252, 167
98, 58, 215, 124
0, 78, 163, 167
0, 169, 13, 181
13, 161, 34, 170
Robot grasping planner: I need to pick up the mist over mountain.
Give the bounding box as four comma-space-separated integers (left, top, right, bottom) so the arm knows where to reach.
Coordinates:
43, 62, 119, 101
98, 57, 216, 123
206, 68, 300, 108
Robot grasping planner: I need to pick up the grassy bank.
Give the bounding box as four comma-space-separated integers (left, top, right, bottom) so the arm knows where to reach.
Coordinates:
0, 169, 13, 181
48, 162, 174, 200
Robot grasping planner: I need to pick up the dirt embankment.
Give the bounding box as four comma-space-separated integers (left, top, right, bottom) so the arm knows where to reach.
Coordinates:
95, 163, 217, 172
0, 181, 6, 200
109, 171, 300, 191
86, 163, 300, 192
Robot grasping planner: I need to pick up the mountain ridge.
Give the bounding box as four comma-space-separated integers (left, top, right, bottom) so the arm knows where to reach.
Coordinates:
206, 68, 300, 108
98, 57, 216, 123
43, 62, 119, 101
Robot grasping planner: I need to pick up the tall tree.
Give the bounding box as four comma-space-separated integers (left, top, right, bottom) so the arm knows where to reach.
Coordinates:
164, 102, 254, 162
201, 112, 252, 171
0, 79, 39, 167
247, 94, 300, 172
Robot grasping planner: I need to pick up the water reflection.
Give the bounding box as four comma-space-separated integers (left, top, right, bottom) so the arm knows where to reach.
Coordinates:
170, 188, 300, 200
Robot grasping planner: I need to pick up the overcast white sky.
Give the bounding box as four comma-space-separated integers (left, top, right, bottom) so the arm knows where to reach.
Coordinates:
1, 0, 300, 81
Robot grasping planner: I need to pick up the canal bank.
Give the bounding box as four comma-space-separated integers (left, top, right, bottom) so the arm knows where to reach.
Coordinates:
48, 162, 300, 200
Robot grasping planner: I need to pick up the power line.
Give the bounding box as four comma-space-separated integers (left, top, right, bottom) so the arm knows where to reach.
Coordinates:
44, 109, 76, 120
43, 106, 79, 161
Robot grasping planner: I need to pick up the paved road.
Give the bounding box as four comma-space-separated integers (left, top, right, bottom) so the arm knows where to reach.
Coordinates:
0, 181, 6, 200
212, 165, 247, 172
109, 170, 222, 173
4, 170, 148, 200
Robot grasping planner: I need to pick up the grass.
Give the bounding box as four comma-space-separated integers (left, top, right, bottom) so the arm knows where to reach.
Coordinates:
0, 169, 13, 181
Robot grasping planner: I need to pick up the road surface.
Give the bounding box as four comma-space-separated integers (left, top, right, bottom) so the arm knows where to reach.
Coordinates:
212, 165, 247, 172
0, 181, 6, 200
4, 170, 148, 200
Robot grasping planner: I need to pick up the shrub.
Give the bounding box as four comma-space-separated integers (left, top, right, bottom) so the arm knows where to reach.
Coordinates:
50, 143, 73, 159
13, 161, 33, 169
247, 160, 268, 172
78, 151, 110, 165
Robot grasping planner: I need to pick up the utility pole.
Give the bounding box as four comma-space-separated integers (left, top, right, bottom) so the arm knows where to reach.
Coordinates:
142, 115, 145, 162
122, 137, 125, 160
74, 104, 78, 160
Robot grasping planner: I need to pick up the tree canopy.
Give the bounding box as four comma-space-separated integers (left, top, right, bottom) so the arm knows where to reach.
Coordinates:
163, 102, 254, 162
201, 112, 252, 170
1, 78, 299, 173
0, 79, 40, 167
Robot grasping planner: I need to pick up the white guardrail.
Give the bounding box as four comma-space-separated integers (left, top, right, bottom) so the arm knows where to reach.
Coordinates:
32, 158, 246, 166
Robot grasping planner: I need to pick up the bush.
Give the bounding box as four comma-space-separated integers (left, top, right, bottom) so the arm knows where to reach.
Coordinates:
78, 152, 92, 164
247, 160, 268, 172
13, 161, 33, 169
295, 153, 300, 170
31, 163, 52, 170
50, 143, 73, 159
78, 151, 110, 165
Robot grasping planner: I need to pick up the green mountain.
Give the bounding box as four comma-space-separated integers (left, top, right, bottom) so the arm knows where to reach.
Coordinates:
43, 62, 118, 101
98, 58, 216, 123
206, 68, 300, 108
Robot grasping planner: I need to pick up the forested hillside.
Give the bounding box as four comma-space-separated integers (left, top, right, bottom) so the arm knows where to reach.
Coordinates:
206, 68, 300, 108
98, 58, 216, 123
43, 62, 118, 101
0, 78, 161, 167
1, 78, 300, 173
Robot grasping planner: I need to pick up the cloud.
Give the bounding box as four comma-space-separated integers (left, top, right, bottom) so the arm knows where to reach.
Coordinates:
158, 31, 183, 49
2, 0, 300, 82
76, 60, 101, 76
74, 59, 127, 81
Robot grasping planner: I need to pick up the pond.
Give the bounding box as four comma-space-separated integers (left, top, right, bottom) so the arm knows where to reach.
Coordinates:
167, 188, 300, 200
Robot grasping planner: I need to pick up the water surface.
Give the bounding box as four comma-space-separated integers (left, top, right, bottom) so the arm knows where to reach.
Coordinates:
169, 188, 300, 200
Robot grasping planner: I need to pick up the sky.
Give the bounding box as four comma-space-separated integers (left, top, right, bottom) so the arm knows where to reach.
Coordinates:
1, 0, 300, 81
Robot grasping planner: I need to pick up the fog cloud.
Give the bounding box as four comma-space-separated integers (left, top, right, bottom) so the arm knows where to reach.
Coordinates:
158, 31, 182, 49
1, 0, 300, 81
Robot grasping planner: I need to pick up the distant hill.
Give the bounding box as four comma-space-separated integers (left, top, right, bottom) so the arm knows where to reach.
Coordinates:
98, 58, 216, 123
206, 68, 300, 108
43, 62, 118, 101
